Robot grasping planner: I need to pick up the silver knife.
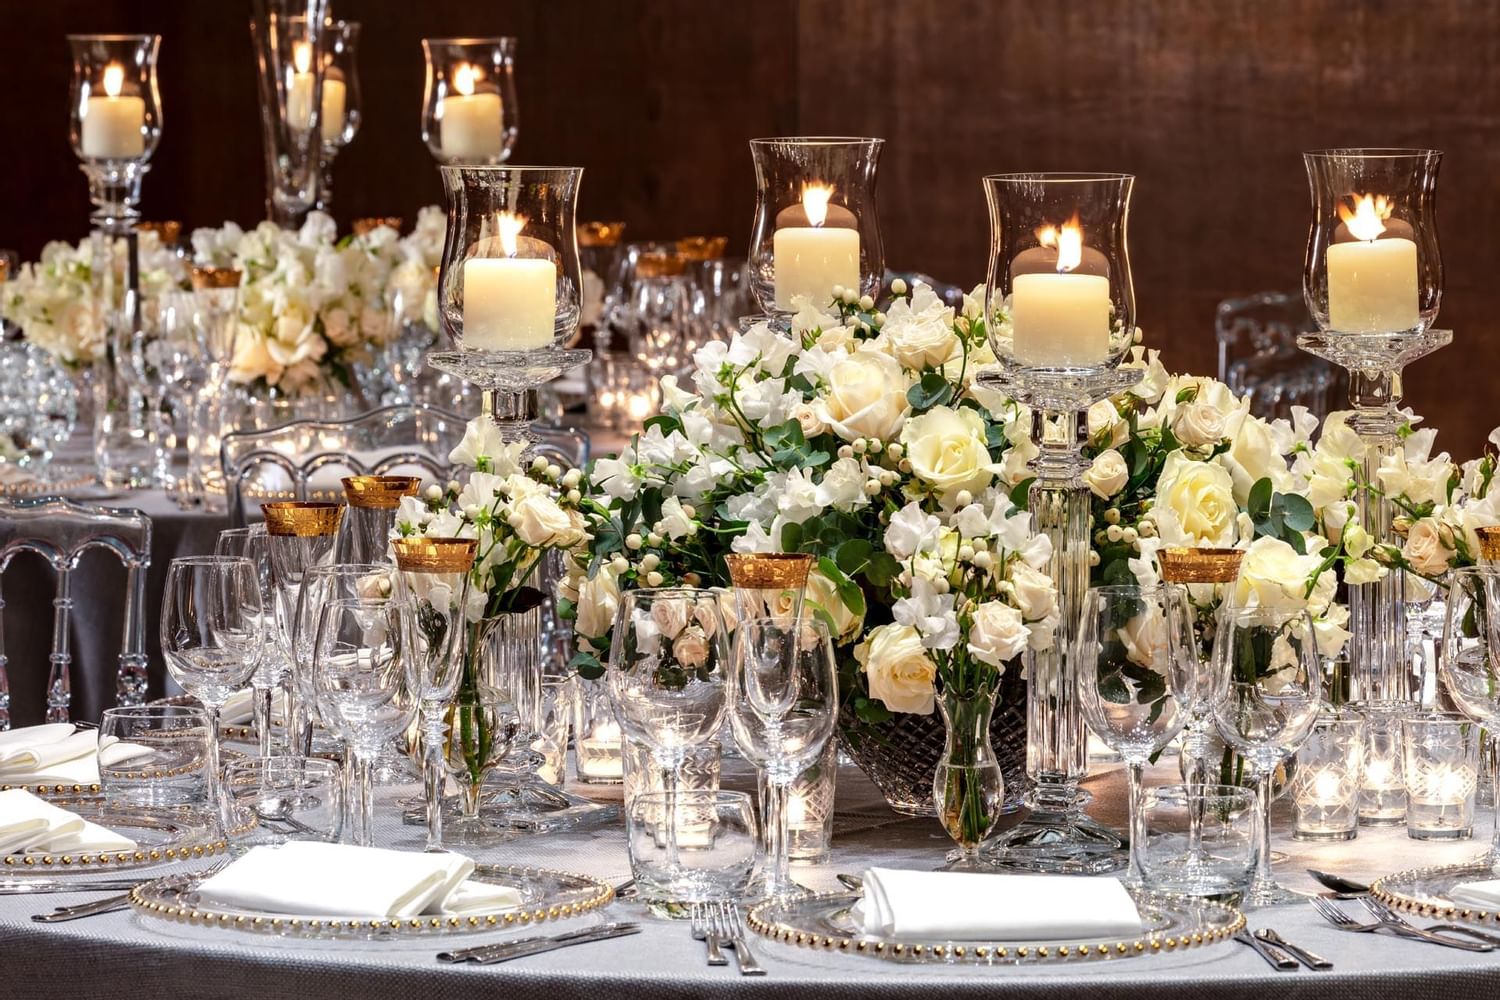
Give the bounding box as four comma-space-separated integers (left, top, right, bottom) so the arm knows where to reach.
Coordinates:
1256, 928, 1332, 970
437, 923, 641, 964
1234, 929, 1298, 971
33, 892, 133, 923
0, 878, 152, 895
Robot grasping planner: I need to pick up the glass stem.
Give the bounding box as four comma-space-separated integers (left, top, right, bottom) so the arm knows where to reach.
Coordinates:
206, 705, 223, 823
768, 776, 792, 896
253, 683, 273, 759
661, 764, 681, 869
355, 753, 374, 848
423, 712, 446, 852
1490, 742, 1500, 866
1125, 759, 1146, 884
1184, 721, 1209, 858
1254, 766, 1276, 889
341, 743, 358, 840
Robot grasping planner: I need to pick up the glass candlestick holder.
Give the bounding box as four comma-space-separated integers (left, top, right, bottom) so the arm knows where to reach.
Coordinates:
1299, 148, 1448, 705
250, 0, 329, 227
421, 37, 518, 166
314, 18, 361, 213
747, 137, 883, 318
68, 33, 162, 234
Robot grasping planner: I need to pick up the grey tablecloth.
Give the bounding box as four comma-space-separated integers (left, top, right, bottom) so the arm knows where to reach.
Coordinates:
3, 758, 1500, 999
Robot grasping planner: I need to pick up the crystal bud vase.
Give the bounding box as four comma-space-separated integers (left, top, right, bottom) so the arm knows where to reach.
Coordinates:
933, 686, 1005, 867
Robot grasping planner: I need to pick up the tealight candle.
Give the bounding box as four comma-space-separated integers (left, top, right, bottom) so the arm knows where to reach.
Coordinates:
773, 182, 860, 309
440, 62, 504, 162
461, 211, 556, 350
1292, 713, 1364, 841
81, 62, 145, 159
1009, 214, 1111, 366
577, 720, 624, 780
1353, 701, 1408, 825
1326, 194, 1419, 333
1404, 713, 1479, 841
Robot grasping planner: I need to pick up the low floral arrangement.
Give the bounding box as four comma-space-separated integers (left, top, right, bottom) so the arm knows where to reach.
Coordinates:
1, 208, 445, 396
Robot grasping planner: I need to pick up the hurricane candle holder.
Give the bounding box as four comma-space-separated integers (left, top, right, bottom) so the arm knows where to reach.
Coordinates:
250, 0, 329, 227
1403, 712, 1478, 840
747, 137, 883, 320
1351, 699, 1409, 825
1292, 709, 1365, 841
1299, 148, 1448, 705
314, 19, 360, 213
977, 172, 1140, 874
421, 37, 518, 166
426, 165, 591, 446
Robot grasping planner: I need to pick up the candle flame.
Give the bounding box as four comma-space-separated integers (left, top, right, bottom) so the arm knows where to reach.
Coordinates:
102, 63, 125, 98
1036, 213, 1084, 273
1339, 194, 1393, 242
453, 62, 480, 97
801, 183, 836, 228
293, 41, 312, 75
496, 212, 527, 257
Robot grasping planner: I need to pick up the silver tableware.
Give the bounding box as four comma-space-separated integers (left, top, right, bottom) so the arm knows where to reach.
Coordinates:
0, 878, 158, 895
1255, 928, 1332, 970
1306, 868, 1369, 897
1359, 896, 1500, 947
437, 922, 641, 964
835, 872, 864, 892
713, 901, 765, 976
1234, 929, 1298, 970
32, 893, 132, 922
690, 901, 727, 966
1308, 896, 1493, 951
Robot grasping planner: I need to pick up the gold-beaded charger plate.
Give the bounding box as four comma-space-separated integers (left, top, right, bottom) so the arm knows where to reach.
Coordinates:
129, 863, 614, 940
2, 797, 226, 872
747, 890, 1243, 965
1372, 862, 1500, 927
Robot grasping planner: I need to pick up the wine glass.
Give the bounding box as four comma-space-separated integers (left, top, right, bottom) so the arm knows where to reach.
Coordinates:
290, 562, 395, 759
160, 556, 264, 808
728, 616, 837, 901
606, 589, 729, 887
311, 596, 416, 846
1211, 604, 1323, 907
1078, 585, 1190, 885
1437, 565, 1500, 864
263, 502, 343, 756
215, 526, 285, 758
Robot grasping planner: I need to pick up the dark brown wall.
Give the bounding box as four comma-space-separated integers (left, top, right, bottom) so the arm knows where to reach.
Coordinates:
4, 0, 1497, 455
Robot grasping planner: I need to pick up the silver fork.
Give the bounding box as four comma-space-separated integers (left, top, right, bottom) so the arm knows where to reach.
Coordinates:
1359, 896, 1500, 947
1309, 896, 1493, 951
689, 901, 727, 966
33, 859, 229, 924
713, 901, 765, 976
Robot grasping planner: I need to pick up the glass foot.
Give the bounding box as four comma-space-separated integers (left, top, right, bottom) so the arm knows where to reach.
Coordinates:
982, 808, 1128, 874
1241, 878, 1312, 909
439, 809, 520, 848
936, 848, 993, 872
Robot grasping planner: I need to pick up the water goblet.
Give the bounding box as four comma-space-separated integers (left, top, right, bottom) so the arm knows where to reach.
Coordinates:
1078, 584, 1190, 885
1437, 565, 1500, 862
728, 615, 837, 901
216, 525, 286, 758
1211, 604, 1323, 907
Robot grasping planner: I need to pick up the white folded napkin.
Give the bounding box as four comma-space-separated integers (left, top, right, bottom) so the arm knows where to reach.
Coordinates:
0, 726, 153, 786
219, 688, 291, 726
1449, 878, 1500, 909
196, 842, 524, 918
0, 788, 138, 854
858, 868, 1143, 941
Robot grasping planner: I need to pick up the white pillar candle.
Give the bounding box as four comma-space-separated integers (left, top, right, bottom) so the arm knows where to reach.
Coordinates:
461, 212, 556, 351
320, 78, 347, 143
285, 41, 317, 131
773, 183, 860, 309
80, 63, 144, 159
440, 63, 503, 161
1011, 273, 1111, 365
1326, 193, 1419, 333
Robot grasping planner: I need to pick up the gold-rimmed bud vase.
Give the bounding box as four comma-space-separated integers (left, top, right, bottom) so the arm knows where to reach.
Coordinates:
1477, 526, 1500, 564
1158, 547, 1243, 584
338, 476, 421, 563
724, 552, 813, 625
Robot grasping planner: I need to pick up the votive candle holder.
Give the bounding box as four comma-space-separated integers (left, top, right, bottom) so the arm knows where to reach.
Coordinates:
1403, 712, 1479, 841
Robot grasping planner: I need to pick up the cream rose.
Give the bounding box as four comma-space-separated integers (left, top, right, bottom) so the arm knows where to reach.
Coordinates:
1083, 448, 1128, 499
967, 601, 1028, 667
1153, 452, 1237, 548
805, 569, 863, 641
1087, 400, 1128, 449
1009, 562, 1058, 622
815, 349, 911, 443
672, 628, 709, 669
1233, 536, 1325, 612
650, 598, 690, 640
857, 623, 937, 715
1172, 400, 1227, 447
900, 405, 995, 499
879, 315, 959, 370
509, 494, 577, 547
1403, 517, 1454, 576
791, 401, 827, 438
575, 568, 621, 639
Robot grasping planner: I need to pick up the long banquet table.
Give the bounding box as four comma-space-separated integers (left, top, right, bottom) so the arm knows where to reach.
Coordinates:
4, 758, 1500, 999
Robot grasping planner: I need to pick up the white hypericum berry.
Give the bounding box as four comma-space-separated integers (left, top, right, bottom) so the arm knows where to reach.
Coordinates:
878, 470, 897, 487
647, 532, 663, 547
954, 489, 973, 508
425, 484, 443, 501
463, 504, 481, 519
681, 504, 697, 519
1121, 527, 1138, 545
852, 438, 867, 455
1095, 530, 1109, 545
1106, 524, 1123, 542
1104, 508, 1121, 525
1088, 551, 1101, 567
645, 571, 664, 587
446, 480, 461, 493
891, 278, 908, 296
831, 284, 846, 301
867, 439, 883, 454
958, 544, 975, 563
864, 479, 882, 495
898, 459, 912, 473
973, 550, 994, 570
562, 468, 582, 488
625, 533, 643, 550
546, 464, 562, 481
1138, 519, 1156, 538
873, 310, 886, 325
640, 553, 661, 572
886, 442, 904, 461
566, 489, 581, 503
838, 445, 854, 460
858, 294, 875, 311
841, 287, 859, 305
531, 457, 548, 474
610, 555, 629, 575
683, 572, 701, 586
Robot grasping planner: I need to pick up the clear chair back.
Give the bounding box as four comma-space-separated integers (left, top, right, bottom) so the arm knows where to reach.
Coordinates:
1215, 290, 1344, 421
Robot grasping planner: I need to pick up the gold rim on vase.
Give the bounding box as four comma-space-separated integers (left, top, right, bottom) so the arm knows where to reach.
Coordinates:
392, 536, 478, 573
190, 265, 243, 290
675, 235, 728, 260
261, 501, 344, 537
137, 220, 182, 244
352, 216, 403, 236
724, 552, 815, 590
1157, 547, 1243, 584
577, 221, 627, 247
342, 475, 422, 510
1476, 526, 1500, 561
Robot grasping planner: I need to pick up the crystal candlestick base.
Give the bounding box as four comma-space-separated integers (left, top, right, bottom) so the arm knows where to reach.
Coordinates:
977, 365, 1141, 875
427, 347, 593, 449
1297, 329, 1452, 704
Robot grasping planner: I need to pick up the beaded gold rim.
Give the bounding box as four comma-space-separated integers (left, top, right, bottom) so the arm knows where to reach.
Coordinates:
4, 806, 228, 870
190, 265, 243, 289
128, 864, 614, 937
342, 475, 421, 509
745, 891, 1244, 964
0, 781, 101, 795
262, 501, 344, 536
725, 552, 814, 590
1372, 864, 1500, 927
577, 221, 627, 247
392, 536, 477, 573
1158, 547, 1243, 584
1477, 526, 1500, 561
352, 216, 403, 236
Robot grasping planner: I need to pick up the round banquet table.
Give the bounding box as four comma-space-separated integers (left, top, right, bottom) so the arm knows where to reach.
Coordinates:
4, 758, 1500, 999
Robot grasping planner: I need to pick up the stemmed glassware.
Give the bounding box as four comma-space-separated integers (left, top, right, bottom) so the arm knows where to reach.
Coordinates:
311, 596, 416, 847
391, 537, 475, 851
728, 616, 838, 901
1211, 604, 1323, 907
262, 501, 343, 756
290, 561, 394, 757
1078, 585, 1190, 885
160, 556, 264, 809
607, 589, 729, 887
337, 476, 419, 563
1436, 565, 1500, 864
215, 525, 286, 758
187, 266, 243, 508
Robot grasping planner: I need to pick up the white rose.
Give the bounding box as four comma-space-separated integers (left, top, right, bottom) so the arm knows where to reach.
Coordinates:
857, 623, 936, 715
1220, 410, 1286, 505
791, 401, 827, 438
1153, 452, 1237, 548
815, 349, 911, 443
1172, 399, 1228, 448
967, 601, 1028, 667
1009, 562, 1058, 622
876, 284, 960, 370
1402, 518, 1454, 576
1118, 606, 1167, 668
509, 494, 576, 547
1234, 536, 1325, 612
650, 598, 690, 640
900, 405, 995, 499
1083, 448, 1128, 499
805, 569, 863, 642
575, 568, 621, 638
672, 628, 709, 669
1087, 400, 1128, 448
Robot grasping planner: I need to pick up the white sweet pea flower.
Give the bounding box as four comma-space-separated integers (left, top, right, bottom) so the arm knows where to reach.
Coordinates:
592, 447, 644, 501
885, 503, 942, 559
770, 468, 823, 524
892, 578, 959, 651
658, 496, 695, 539
730, 520, 777, 554
815, 457, 870, 512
